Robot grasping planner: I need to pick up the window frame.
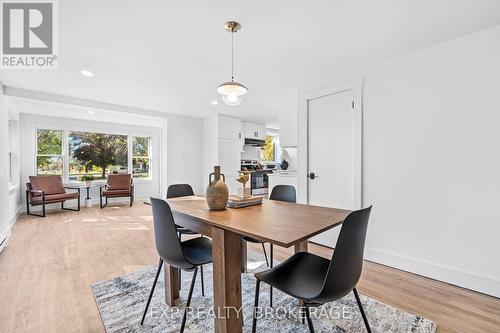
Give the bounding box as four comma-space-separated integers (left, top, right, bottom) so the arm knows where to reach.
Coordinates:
34, 127, 154, 183
35, 128, 65, 177
260, 132, 281, 163
130, 136, 152, 179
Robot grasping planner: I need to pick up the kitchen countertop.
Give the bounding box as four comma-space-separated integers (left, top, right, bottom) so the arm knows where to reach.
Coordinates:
269, 170, 298, 176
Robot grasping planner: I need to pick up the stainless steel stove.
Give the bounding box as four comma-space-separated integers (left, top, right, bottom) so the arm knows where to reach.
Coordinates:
241, 160, 273, 196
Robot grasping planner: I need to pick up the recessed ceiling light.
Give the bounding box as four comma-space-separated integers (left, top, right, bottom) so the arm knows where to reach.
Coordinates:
210, 100, 218, 105
87, 110, 95, 114
80, 69, 94, 77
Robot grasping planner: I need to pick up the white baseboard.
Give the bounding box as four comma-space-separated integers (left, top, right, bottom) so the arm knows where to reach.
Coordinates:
365, 246, 500, 298
9, 207, 21, 226
0, 227, 11, 253
0, 206, 21, 253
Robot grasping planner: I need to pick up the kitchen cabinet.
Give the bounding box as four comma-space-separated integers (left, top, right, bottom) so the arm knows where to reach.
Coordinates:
244, 122, 266, 140
268, 172, 298, 196
239, 122, 245, 150
219, 115, 242, 141
203, 114, 242, 195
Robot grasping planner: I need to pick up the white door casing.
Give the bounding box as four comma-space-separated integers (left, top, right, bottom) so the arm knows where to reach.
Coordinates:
297, 78, 363, 248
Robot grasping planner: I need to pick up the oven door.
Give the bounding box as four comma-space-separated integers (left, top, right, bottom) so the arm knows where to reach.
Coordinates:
251, 172, 269, 196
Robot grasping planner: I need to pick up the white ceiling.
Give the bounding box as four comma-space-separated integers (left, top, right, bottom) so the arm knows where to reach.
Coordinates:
2, 0, 500, 126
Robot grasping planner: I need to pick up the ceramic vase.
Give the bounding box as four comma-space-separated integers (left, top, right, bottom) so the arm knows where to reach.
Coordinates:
206, 166, 228, 210
280, 159, 289, 170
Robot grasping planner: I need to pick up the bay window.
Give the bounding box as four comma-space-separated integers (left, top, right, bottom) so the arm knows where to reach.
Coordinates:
35, 128, 152, 181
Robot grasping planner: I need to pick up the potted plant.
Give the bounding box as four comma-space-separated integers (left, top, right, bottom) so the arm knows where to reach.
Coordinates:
80, 175, 94, 187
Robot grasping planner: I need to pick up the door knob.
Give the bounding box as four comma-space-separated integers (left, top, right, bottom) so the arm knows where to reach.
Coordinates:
308, 172, 316, 180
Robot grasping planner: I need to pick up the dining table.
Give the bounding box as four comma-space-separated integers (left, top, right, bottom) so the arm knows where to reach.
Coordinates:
156, 195, 351, 333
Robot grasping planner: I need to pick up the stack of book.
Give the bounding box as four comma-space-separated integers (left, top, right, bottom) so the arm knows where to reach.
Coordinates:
226, 195, 263, 208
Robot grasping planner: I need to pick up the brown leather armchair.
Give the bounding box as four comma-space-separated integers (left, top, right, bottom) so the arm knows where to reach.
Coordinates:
99, 174, 134, 208
26, 176, 81, 217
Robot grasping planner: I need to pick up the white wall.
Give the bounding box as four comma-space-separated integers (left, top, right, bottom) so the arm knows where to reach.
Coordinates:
7, 101, 21, 228
298, 26, 500, 297
165, 113, 203, 194
0, 86, 12, 252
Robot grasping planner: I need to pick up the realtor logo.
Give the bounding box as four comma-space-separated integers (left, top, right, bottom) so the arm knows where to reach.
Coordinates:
1, 0, 57, 68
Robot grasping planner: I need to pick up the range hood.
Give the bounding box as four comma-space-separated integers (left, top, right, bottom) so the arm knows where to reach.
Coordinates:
245, 138, 265, 147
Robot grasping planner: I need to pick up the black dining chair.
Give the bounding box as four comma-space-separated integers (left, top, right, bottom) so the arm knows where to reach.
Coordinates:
242, 185, 296, 306
251, 206, 373, 333
166, 184, 206, 295
141, 197, 213, 332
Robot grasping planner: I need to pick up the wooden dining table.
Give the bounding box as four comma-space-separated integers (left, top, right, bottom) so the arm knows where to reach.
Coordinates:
161, 195, 351, 333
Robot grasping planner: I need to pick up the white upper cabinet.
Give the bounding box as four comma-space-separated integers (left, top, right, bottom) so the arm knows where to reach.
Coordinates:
218, 115, 242, 141
244, 122, 266, 140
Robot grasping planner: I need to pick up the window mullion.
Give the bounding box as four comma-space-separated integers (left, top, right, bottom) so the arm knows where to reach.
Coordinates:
128, 136, 133, 175
63, 129, 69, 182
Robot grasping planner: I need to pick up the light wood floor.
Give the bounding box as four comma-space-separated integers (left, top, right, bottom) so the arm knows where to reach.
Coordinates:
0, 203, 499, 333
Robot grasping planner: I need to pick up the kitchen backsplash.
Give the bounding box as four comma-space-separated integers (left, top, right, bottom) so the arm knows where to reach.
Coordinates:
241, 144, 261, 161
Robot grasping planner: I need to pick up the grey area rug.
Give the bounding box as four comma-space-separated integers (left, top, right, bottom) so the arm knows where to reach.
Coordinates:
91, 251, 437, 333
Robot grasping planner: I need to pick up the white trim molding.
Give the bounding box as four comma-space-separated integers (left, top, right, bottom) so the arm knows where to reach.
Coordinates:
365, 247, 500, 298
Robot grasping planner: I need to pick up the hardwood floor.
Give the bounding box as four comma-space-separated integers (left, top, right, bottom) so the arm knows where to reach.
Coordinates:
0, 203, 499, 333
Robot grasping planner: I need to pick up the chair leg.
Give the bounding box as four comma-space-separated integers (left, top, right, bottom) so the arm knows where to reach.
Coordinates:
261, 243, 269, 267
200, 265, 205, 296
178, 232, 182, 290
353, 288, 372, 333
180, 267, 198, 333
26, 200, 45, 218
304, 304, 315, 333
252, 279, 261, 333
141, 258, 164, 325
269, 244, 273, 307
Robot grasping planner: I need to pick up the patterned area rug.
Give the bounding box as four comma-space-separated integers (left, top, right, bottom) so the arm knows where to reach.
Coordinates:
91, 252, 437, 333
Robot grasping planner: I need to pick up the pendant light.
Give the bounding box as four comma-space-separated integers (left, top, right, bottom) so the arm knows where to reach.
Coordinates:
217, 21, 248, 106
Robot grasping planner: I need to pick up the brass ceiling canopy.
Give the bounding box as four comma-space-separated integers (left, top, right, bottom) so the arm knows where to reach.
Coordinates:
224, 21, 241, 33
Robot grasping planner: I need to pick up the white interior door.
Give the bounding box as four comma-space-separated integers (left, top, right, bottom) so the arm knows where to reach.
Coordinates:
308, 89, 359, 248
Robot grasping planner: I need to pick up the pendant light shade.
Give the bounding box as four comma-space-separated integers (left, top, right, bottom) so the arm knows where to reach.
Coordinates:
218, 21, 247, 106
217, 81, 248, 95
222, 93, 242, 106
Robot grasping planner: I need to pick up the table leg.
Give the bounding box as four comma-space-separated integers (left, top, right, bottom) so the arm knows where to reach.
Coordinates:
164, 263, 180, 307
241, 239, 247, 273
212, 227, 243, 333
294, 240, 308, 253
